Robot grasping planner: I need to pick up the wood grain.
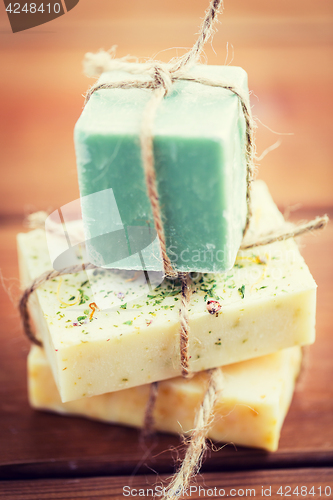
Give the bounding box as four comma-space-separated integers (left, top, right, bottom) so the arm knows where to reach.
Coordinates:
0, 469, 332, 499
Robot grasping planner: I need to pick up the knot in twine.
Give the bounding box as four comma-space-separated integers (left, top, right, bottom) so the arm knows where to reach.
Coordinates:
152, 64, 174, 96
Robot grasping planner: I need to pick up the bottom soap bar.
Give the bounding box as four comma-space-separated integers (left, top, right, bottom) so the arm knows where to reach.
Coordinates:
28, 345, 302, 452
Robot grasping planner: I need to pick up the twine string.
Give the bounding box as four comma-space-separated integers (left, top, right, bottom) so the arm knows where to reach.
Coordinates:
162, 367, 224, 500
142, 381, 159, 438
169, 0, 224, 74
240, 215, 328, 250
139, 85, 177, 278
83, 27, 256, 380
19, 262, 97, 347
83, 0, 230, 383
84, 75, 255, 246
179, 272, 192, 378
19, 213, 328, 349
17, 0, 329, 495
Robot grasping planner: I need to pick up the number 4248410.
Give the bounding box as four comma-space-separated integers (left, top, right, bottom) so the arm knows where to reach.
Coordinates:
6, 3, 62, 14
277, 485, 332, 496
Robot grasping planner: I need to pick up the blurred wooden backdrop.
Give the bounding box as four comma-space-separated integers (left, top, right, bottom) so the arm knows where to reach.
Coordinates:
0, 0, 332, 219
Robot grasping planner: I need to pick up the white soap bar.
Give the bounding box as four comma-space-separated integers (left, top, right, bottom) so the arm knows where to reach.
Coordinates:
28, 345, 302, 452
18, 181, 316, 402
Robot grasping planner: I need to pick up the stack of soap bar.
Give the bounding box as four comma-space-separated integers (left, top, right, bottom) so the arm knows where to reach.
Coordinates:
17, 181, 317, 402
28, 345, 302, 452
74, 65, 249, 273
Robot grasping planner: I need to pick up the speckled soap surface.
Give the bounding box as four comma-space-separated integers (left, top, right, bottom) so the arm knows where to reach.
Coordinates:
17, 182, 317, 402
74, 65, 249, 273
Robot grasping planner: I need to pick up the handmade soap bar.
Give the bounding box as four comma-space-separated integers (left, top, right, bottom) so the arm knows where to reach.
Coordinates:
74, 64, 249, 273
28, 345, 302, 452
17, 181, 317, 402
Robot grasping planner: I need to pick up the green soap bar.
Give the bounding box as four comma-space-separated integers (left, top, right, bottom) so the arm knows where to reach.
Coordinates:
74, 64, 249, 273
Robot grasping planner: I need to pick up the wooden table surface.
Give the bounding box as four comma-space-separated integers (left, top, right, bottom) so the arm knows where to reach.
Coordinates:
0, 0, 333, 497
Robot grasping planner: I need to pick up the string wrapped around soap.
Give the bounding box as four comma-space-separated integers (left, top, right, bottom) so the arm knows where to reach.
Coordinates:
18, 0, 329, 497
83, 0, 255, 379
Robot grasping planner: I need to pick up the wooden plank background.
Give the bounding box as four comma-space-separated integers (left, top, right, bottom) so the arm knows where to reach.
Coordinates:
0, 0, 332, 494
0, 0, 333, 217
1, 469, 333, 499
